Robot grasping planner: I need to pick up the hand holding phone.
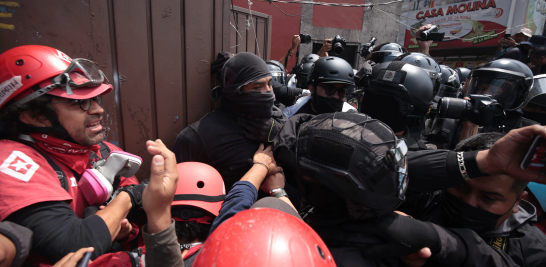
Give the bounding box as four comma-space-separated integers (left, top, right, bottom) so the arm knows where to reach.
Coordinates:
53, 248, 93, 267
520, 135, 546, 174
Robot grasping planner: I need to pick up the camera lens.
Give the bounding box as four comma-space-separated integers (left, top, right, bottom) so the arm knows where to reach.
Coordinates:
333, 42, 343, 55
438, 97, 471, 119
419, 31, 428, 40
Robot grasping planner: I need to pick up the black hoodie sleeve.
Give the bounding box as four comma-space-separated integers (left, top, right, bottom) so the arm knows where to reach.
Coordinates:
6, 201, 112, 263
272, 80, 303, 107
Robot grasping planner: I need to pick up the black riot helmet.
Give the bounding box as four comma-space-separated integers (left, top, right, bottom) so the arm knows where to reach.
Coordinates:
283, 112, 409, 219
455, 67, 471, 85
393, 52, 441, 95
294, 62, 314, 89
439, 65, 460, 88
462, 59, 533, 111
301, 53, 320, 64
369, 43, 408, 64
308, 56, 356, 86
521, 74, 546, 108
266, 60, 287, 85
361, 61, 434, 132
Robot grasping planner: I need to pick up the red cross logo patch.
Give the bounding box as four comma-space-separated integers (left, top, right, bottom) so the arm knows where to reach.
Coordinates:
0, 151, 40, 182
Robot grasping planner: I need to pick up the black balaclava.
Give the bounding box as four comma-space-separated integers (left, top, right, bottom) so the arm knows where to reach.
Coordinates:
438, 190, 513, 233
210, 52, 274, 118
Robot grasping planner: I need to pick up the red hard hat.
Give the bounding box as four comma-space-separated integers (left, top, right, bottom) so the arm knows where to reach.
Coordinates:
193, 208, 336, 267
173, 162, 226, 217
0, 45, 112, 110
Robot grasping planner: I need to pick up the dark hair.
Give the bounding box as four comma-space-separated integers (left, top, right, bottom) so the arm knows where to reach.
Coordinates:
174, 221, 212, 244
455, 133, 528, 194
530, 46, 546, 59
0, 94, 56, 139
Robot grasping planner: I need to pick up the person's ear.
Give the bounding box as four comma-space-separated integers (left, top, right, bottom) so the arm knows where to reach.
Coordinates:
512, 191, 528, 214
19, 111, 51, 127
308, 84, 315, 93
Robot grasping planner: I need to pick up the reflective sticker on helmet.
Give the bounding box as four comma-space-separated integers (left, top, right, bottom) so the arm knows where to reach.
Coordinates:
0, 76, 22, 106
0, 151, 40, 182
383, 70, 396, 82
56, 50, 72, 63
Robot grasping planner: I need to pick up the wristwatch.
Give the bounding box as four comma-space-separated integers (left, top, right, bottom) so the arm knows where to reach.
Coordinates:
269, 188, 288, 198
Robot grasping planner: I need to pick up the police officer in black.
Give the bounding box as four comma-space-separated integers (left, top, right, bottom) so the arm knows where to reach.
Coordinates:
266, 60, 304, 108
284, 57, 357, 118
359, 61, 436, 151
521, 73, 546, 125
172, 52, 284, 190
457, 58, 537, 141
421, 65, 462, 149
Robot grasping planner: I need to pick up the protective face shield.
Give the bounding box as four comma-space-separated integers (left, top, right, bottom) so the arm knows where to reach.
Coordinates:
79, 151, 142, 205
462, 68, 533, 110
521, 74, 546, 108
266, 60, 287, 86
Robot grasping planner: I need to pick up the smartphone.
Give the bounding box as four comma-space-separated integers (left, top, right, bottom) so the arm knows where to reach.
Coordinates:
76, 251, 92, 267
504, 33, 511, 39
520, 135, 546, 174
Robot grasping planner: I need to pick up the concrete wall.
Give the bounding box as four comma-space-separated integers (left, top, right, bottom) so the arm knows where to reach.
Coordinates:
299, 0, 403, 69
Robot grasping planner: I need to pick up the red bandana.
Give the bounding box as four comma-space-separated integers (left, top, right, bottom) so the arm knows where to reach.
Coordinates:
29, 133, 100, 174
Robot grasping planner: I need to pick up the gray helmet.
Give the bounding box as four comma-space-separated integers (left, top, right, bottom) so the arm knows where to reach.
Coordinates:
462, 58, 533, 110
308, 57, 356, 86
266, 60, 287, 85
289, 112, 408, 219
393, 52, 441, 94
521, 74, 546, 108
439, 65, 460, 88
455, 67, 471, 85
294, 62, 314, 88
301, 53, 320, 64
369, 43, 408, 64
362, 61, 435, 118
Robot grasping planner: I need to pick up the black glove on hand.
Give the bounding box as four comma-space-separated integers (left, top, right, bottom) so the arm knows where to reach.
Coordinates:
341, 212, 442, 258
117, 183, 147, 209
237, 115, 282, 143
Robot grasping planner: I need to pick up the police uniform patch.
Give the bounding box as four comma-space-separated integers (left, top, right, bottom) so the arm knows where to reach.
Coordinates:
484, 236, 508, 251
383, 70, 396, 82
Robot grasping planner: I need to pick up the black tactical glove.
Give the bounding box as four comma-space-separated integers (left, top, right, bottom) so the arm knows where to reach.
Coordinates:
341, 212, 442, 258
237, 115, 283, 143
116, 183, 147, 209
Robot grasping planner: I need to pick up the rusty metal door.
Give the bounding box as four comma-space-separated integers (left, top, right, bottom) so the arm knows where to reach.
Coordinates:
0, 0, 232, 177
229, 6, 272, 60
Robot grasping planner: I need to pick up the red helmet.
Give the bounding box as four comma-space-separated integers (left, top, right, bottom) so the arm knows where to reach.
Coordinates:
172, 162, 226, 217
193, 208, 336, 267
0, 45, 112, 110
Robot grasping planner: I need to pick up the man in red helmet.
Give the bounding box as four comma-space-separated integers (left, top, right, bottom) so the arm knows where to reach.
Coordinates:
0, 45, 144, 264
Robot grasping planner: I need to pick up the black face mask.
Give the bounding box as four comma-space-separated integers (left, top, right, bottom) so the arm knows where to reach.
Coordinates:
312, 94, 344, 114
221, 91, 275, 118
522, 111, 546, 125
440, 190, 513, 233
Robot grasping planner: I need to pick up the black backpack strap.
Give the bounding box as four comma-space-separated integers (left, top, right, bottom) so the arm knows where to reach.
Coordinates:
98, 141, 111, 158
27, 145, 69, 192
